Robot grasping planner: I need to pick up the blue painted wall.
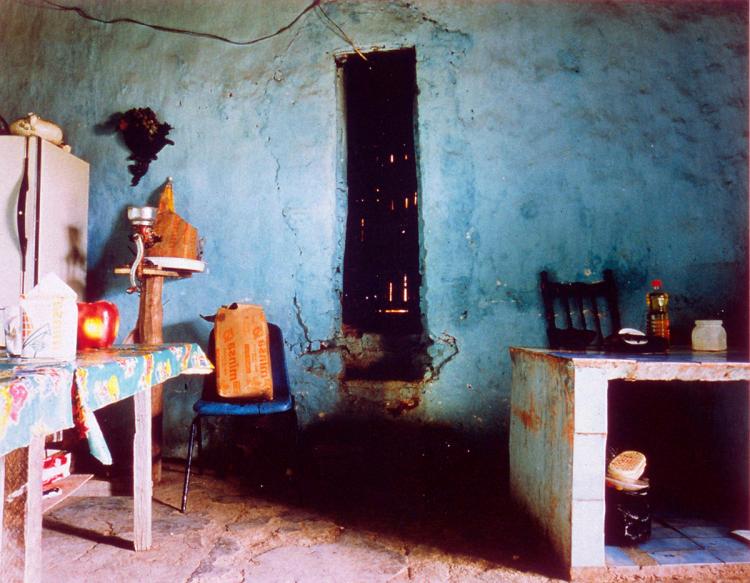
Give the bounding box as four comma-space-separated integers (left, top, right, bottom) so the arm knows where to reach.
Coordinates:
1, 1, 747, 455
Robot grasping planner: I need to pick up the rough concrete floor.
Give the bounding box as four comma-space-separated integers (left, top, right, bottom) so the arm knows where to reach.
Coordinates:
42, 461, 565, 583
41, 417, 750, 583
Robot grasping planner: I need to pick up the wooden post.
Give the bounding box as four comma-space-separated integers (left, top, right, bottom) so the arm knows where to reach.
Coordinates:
137, 276, 164, 345
2, 447, 27, 580
133, 387, 152, 551
25, 436, 43, 583
1, 435, 44, 583
0, 455, 4, 566
137, 275, 164, 484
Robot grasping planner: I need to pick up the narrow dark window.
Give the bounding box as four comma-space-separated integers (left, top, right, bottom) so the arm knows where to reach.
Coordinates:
341, 48, 421, 335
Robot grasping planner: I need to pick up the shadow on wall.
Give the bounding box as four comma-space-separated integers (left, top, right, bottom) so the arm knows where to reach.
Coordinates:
681, 261, 749, 351
161, 321, 206, 345
85, 203, 132, 301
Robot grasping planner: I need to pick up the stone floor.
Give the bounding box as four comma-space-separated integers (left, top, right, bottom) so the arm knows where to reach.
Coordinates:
42, 462, 564, 583
606, 516, 750, 567
40, 418, 750, 582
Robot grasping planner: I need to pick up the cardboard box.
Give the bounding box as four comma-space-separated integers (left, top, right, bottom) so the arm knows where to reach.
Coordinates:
4, 273, 78, 360
214, 304, 273, 400
43, 449, 72, 487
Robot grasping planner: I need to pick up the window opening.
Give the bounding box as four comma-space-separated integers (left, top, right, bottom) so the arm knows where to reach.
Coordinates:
341, 48, 422, 335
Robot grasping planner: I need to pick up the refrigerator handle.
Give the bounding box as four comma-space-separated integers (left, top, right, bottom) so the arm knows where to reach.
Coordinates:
17, 139, 29, 284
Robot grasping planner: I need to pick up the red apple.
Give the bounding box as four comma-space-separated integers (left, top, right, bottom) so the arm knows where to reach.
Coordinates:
77, 301, 120, 350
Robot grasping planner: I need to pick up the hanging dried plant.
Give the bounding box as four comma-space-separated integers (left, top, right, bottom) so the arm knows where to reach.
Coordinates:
116, 107, 174, 186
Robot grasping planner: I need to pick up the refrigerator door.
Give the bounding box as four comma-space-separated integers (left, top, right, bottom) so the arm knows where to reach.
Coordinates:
32, 138, 89, 299
0, 136, 28, 308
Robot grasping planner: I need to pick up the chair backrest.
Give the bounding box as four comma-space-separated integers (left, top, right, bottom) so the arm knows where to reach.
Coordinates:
267, 323, 291, 401
540, 269, 621, 349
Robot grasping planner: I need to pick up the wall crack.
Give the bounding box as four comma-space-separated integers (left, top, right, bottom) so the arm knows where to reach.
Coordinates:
292, 294, 313, 352
399, 1, 471, 40
424, 332, 459, 383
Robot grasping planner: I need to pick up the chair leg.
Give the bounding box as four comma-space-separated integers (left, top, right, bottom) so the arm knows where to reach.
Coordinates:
181, 416, 199, 513
196, 416, 203, 475
287, 409, 300, 483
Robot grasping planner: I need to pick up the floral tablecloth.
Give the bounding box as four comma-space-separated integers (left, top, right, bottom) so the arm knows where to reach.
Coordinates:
0, 343, 212, 462
0, 359, 75, 457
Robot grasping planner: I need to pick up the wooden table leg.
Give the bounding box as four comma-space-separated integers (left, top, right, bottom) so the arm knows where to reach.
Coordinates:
150, 384, 163, 484
1, 436, 44, 583
137, 276, 164, 484
0, 454, 4, 570
133, 387, 152, 551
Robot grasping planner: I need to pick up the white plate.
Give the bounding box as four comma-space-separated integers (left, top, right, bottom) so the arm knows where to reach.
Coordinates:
619, 327, 647, 345
606, 476, 649, 491
147, 256, 205, 272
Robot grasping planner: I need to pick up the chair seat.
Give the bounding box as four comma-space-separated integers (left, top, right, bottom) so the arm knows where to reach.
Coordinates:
193, 395, 293, 417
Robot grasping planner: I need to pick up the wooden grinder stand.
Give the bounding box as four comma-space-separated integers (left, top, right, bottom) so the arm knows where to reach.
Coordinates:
116, 265, 182, 483
119, 178, 202, 483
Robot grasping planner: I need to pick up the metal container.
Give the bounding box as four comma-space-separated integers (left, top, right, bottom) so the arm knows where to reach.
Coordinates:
605, 484, 651, 546
127, 205, 157, 226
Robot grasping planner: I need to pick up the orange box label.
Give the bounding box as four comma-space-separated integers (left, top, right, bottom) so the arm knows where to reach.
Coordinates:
214, 304, 273, 399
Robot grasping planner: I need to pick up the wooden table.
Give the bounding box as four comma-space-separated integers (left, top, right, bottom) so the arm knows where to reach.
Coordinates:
0, 343, 211, 582
508, 347, 750, 579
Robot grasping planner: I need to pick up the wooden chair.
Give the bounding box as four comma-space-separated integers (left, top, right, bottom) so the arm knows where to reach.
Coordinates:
540, 269, 621, 349
180, 322, 295, 512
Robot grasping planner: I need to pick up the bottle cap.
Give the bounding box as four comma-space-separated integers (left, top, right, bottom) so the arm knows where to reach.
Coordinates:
651, 279, 662, 288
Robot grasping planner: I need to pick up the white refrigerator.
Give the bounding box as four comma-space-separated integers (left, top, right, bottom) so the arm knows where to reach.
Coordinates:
0, 136, 89, 309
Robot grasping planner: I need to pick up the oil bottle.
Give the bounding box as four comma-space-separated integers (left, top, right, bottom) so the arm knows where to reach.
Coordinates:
646, 279, 670, 343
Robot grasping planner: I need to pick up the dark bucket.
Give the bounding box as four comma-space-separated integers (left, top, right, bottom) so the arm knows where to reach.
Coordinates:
605, 484, 651, 546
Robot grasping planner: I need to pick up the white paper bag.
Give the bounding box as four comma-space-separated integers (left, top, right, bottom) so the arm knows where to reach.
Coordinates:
4, 273, 78, 360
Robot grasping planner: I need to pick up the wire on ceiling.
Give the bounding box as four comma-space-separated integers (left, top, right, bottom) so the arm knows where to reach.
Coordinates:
316, 3, 366, 60
37, 0, 365, 58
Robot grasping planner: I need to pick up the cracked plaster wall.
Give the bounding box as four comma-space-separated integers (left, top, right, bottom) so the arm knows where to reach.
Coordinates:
0, 0, 747, 455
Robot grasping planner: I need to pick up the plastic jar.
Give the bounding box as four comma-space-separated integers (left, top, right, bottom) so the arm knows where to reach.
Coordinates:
691, 320, 727, 352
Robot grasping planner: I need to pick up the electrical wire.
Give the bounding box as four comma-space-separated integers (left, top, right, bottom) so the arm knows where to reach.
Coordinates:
316, 3, 366, 60
39, 0, 322, 46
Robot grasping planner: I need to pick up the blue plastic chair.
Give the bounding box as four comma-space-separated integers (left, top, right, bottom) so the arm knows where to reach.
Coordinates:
181, 323, 295, 512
